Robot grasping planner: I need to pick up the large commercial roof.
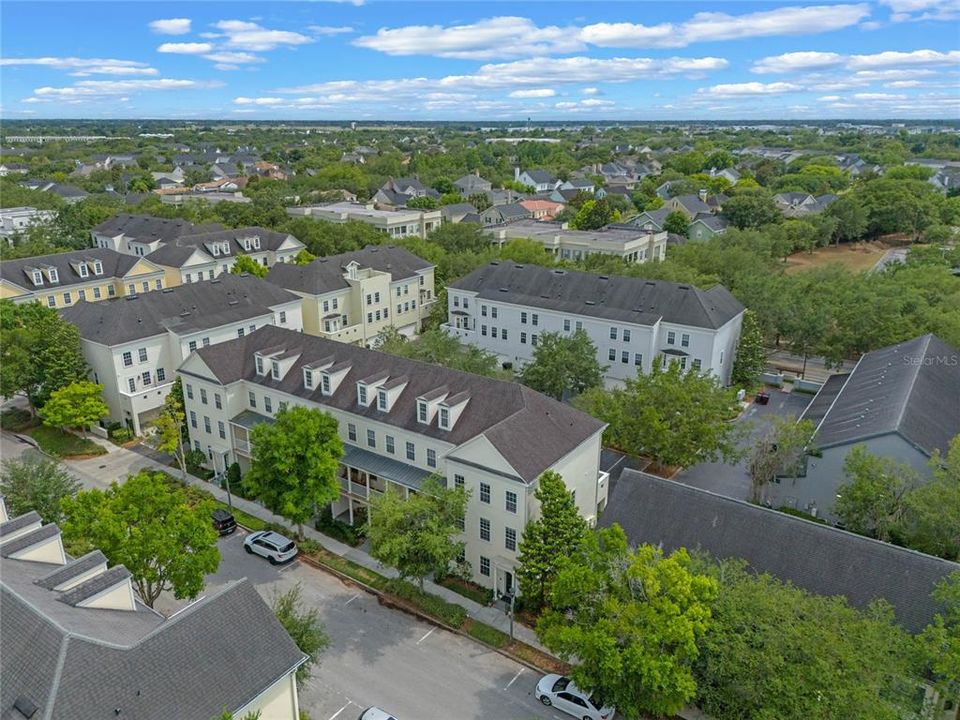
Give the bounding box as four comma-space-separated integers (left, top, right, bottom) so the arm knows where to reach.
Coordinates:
191, 324, 604, 483
603, 470, 958, 633
449, 260, 744, 329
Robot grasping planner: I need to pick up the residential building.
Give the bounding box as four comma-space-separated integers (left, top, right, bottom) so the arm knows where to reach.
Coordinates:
514, 168, 560, 192
709, 167, 741, 184
688, 213, 730, 241
766, 334, 960, 521
665, 193, 713, 220
0, 162, 28, 177
602, 470, 958, 634
630, 207, 671, 232
178, 325, 607, 594
485, 219, 667, 264
265, 245, 436, 346
287, 202, 442, 239
773, 192, 839, 217
0, 206, 57, 243
480, 203, 532, 225
519, 198, 565, 221
0, 512, 305, 720
445, 261, 744, 386
19, 181, 88, 204
0, 248, 165, 308
60, 274, 301, 435
453, 171, 492, 195
441, 202, 479, 224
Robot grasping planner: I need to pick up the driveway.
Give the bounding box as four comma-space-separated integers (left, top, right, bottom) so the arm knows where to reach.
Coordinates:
674, 390, 813, 501
199, 530, 566, 720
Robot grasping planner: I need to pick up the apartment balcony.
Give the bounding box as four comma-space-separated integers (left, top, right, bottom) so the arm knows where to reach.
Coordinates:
319, 321, 365, 344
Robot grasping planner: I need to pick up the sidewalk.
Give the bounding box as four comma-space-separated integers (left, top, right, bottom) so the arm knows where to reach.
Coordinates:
66, 441, 550, 654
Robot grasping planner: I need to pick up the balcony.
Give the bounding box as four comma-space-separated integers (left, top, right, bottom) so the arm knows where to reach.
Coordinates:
234, 438, 252, 456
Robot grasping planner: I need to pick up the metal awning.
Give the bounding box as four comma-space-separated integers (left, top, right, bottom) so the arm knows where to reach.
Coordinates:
230, 410, 275, 429
342, 445, 433, 491
661, 348, 689, 357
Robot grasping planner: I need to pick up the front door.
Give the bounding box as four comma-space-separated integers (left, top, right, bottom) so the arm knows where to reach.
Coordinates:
504, 571, 514, 596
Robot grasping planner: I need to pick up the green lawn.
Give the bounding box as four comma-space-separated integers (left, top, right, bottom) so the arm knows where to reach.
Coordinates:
28, 426, 107, 458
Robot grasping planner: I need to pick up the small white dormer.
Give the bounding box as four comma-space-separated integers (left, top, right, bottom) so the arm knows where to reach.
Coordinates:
377, 375, 408, 412
252, 236, 261, 250
356, 371, 389, 407
93, 260, 103, 275
221, 241, 231, 255
46, 267, 59, 283
255, 355, 266, 375
417, 386, 448, 425
77, 263, 89, 278
437, 392, 470, 431
211, 244, 221, 257
242, 237, 252, 251
303, 356, 335, 392
29, 268, 43, 286
345, 261, 360, 281
322, 361, 352, 396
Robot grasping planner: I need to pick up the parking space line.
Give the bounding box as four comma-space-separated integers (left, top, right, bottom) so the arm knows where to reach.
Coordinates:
416, 627, 435, 645
328, 701, 353, 720
504, 668, 524, 690
344, 593, 360, 605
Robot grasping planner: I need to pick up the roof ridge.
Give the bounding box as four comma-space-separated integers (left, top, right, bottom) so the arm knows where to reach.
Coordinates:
892, 333, 933, 435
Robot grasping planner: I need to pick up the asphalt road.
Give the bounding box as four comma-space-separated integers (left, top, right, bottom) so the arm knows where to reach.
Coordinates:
202, 530, 570, 720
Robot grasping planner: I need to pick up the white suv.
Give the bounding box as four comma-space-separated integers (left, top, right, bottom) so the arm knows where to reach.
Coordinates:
243, 531, 298, 565
535, 674, 615, 720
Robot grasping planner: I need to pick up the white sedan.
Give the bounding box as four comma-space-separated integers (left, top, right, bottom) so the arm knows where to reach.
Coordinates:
535, 674, 615, 720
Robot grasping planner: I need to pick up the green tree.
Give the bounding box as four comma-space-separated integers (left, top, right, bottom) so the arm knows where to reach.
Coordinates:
407, 195, 438, 210
835, 446, 918, 541
515, 470, 589, 611
921, 573, 960, 706
519, 330, 605, 400
538, 525, 718, 718
664, 210, 690, 236
746, 418, 816, 504
154, 379, 189, 479
292, 248, 316, 265
467, 192, 491, 212
368, 476, 468, 590
722, 193, 781, 229
375, 327, 501, 377
427, 222, 491, 253
498, 238, 555, 266
730, 310, 766, 388
271, 583, 331, 687
245, 406, 344, 538
693, 558, 923, 720
40, 380, 108, 435
825, 195, 868, 244
900, 435, 960, 560
0, 455, 80, 523
230, 253, 268, 278
576, 360, 743, 471
0, 300, 89, 413
61, 471, 221, 608
572, 199, 615, 230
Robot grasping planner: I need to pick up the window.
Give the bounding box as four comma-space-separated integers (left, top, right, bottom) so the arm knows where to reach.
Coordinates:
374, 291, 380, 303
454, 474, 464, 491
378, 390, 388, 411
279, 311, 287, 324
155, 279, 162, 291
480, 556, 490, 576
609, 326, 617, 340
204, 416, 211, 434
48, 268, 59, 282
322, 374, 331, 394
199, 388, 207, 405
679, 357, 688, 371
692, 358, 702, 371
505, 527, 517, 552
128, 377, 136, 392
500, 328, 507, 340
263, 396, 273, 413
532, 313, 539, 326
505, 491, 517, 514
531, 334, 538, 346
78, 289, 86, 302
142, 371, 152, 386
32, 270, 44, 286
375, 310, 381, 322
248, 391, 256, 408
237, 328, 245, 338
520, 332, 527, 344
185, 383, 194, 400
681, 333, 690, 348
367, 429, 376, 448
248, 325, 256, 335
47, 296, 56, 307
190, 411, 197, 429
142, 281, 149, 293
122, 351, 133, 367
720, 350, 724, 365
622, 350, 629, 364
271, 361, 280, 380
332, 298, 338, 310
202, 337, 210, 347
427, 449, 437, 468
634, 353, 643, 366
480, 518, 491, 541
481, 325, 487, 337
367, 312, 373, 324
491, 307, 498, 319
366, 293, 372, 306
323, 300, 330, 312
385, 435, 395, 454
255, 356, 264, 375
480, 482, 490, 504
667, 331, 676, 345
278, 401, 287, 413
563, 318, 570, 332
358, 384, 367, 405
623, 329, 631, 342
93, 287, 102, 300
214, 393, 222, 409
608, 348, 616, 361
156, 368, 166, 382
62, 292, 72, 305
405, 441, 415, 461
93, 260, 103, 275
348, 423, 357, 442
576, 320, 583, 331
218, 421, 226, 439
439, 407, 449, 429
397, 304, 402, 315
417, 401, 428, 423
188, 341, 198, 353
481, 305, 488, 317
108, 285, 116, 297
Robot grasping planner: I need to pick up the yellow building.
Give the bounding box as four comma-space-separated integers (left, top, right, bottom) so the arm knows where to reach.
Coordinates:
0, 248, 165, 308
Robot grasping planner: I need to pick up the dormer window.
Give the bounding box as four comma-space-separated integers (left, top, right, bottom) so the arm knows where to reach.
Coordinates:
271, 360, 280, 380
252, 237, 261, 250
304, 369, 314, 389
357, 383, 368, 406
222, 242, 230, 255
417, 401, 428, 423
255, 356, 264, 375
321, 373, 331, 394
78, 264, 89, 278
93, 260, 103, 275
378, 389, 388, 411
47, 268, 59, 283
31, 270, 43, 286
212, 244, 220, 256
243, 238, 251, 251
439, 407, 450, 430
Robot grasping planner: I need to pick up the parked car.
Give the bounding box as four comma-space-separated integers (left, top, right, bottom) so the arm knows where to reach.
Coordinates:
243, 530, 298, 565
211, 508, 237, 536
357, 709, 398, 720
535, 674, 615, 720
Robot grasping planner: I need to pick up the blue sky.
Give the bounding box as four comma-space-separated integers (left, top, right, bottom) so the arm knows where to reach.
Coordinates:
2, 1, 958, 120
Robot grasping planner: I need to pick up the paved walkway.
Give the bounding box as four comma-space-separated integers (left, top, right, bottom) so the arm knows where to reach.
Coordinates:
65, 438, 549, 653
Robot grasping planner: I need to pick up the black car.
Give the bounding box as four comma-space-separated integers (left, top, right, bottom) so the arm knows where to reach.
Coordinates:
212, 508, 237, 536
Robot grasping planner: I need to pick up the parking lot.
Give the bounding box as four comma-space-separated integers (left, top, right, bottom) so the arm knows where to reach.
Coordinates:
201, 529, 571, 720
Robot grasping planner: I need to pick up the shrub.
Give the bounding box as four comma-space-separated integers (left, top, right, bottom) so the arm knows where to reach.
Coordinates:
110, 427, 132, 443
315, 506, 365, 546
298, 538, 322, 555
185, 449, 208, 477
0, 408, 37, 432
436, 574, 494, 605
383, 577, 467, 627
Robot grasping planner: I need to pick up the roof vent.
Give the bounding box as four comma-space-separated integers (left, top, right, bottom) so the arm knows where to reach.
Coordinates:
161, 288, 174, 294
211, 279, 220, 284
678, 285, 690, 290
645, 281, 656, 286
553, 269, 565, 275
13, 696, 38, 719
599, 275, 609, 280
228, 300, 239, 306
125, 295, 138, 301
514, 264, 525, 269
585, 300, 596, 305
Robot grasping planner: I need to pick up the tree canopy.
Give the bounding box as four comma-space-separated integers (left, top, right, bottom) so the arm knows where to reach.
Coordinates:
40, 381, 109, 434
0, 455, 81, 524
519, 330, 606, 400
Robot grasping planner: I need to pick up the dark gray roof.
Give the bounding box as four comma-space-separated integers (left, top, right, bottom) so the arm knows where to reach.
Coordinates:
92, 213, 197, 243
0, 511, 41, 538
342, 445, 432, 491
60, 274, 298, 345
174, 226, 296, 254
603, 470, 959, 633
494, 203, 531, 220
691, 213, 730, 232
672, 194, 712, 214
192, 325, 604, 483
633, 207, 671, 229
812, 334, 960, 454
36, 550, 107, 590
449, 261, 744, 330
523, 169, 557, 184
265, 245, 432, 296
58, 565, 130, 607
0, 248, 147, 293
0, 524, 61, 558
798, 373, 849, 427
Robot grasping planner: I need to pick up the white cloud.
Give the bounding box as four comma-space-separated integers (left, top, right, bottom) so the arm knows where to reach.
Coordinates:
582, 87, 599, 95
157, 42, 214, 54
698, 82, 804, 97
202, 51, 263, 65
234, 96, 286, 105
847, 49, 960, 68
751, 51, 844, 74
214, 20, 312, 51
354, 17, 583, 60
307, 25, 355, 35
886, 80, 924, 87
555, 98, 615, 112
852, 92, 907, 100
879, 0, 960, 20
0, 57, 158, 76
149, 18, 191, 35
33, 78, 220, 99
581, 4, 870, 48
509, 88, 556, 98
817, 95, 842, 101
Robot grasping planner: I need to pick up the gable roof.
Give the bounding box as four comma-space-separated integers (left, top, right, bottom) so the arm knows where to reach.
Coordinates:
671, 194, 712, 214
691, 214, 730, 232
92, 213, 198, 243
60, 274, 298, 345
634, 207, 671, 229
811, 334, 960, 455
449, 260, 744, 329
0, 247, 153, 293
191, 325, 604, 483
521, 169, 557, 184
602, 470, 959, 633
265, 245, 432, 296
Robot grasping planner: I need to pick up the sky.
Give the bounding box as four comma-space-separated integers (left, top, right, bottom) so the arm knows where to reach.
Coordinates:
1, 1, 959, 121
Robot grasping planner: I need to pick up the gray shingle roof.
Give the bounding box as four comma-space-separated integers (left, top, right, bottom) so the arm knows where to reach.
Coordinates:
0, 524, 61, 558
92, 213, 197, 243
523, 169, 557, 184
0, 248, 147, 293
449, 261, 744, 329
58, 565, 130, 607
192, 325, 604, 483
59, 274, 298, 346
0, 511, 41, 538
634, 207, 671, 229
265, 245, 432, 296
36, 550, 107, 590
672, 194, 712, 214
174, 226, 295, 254
602, 470, 959, 633
812, 334, 960, 454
